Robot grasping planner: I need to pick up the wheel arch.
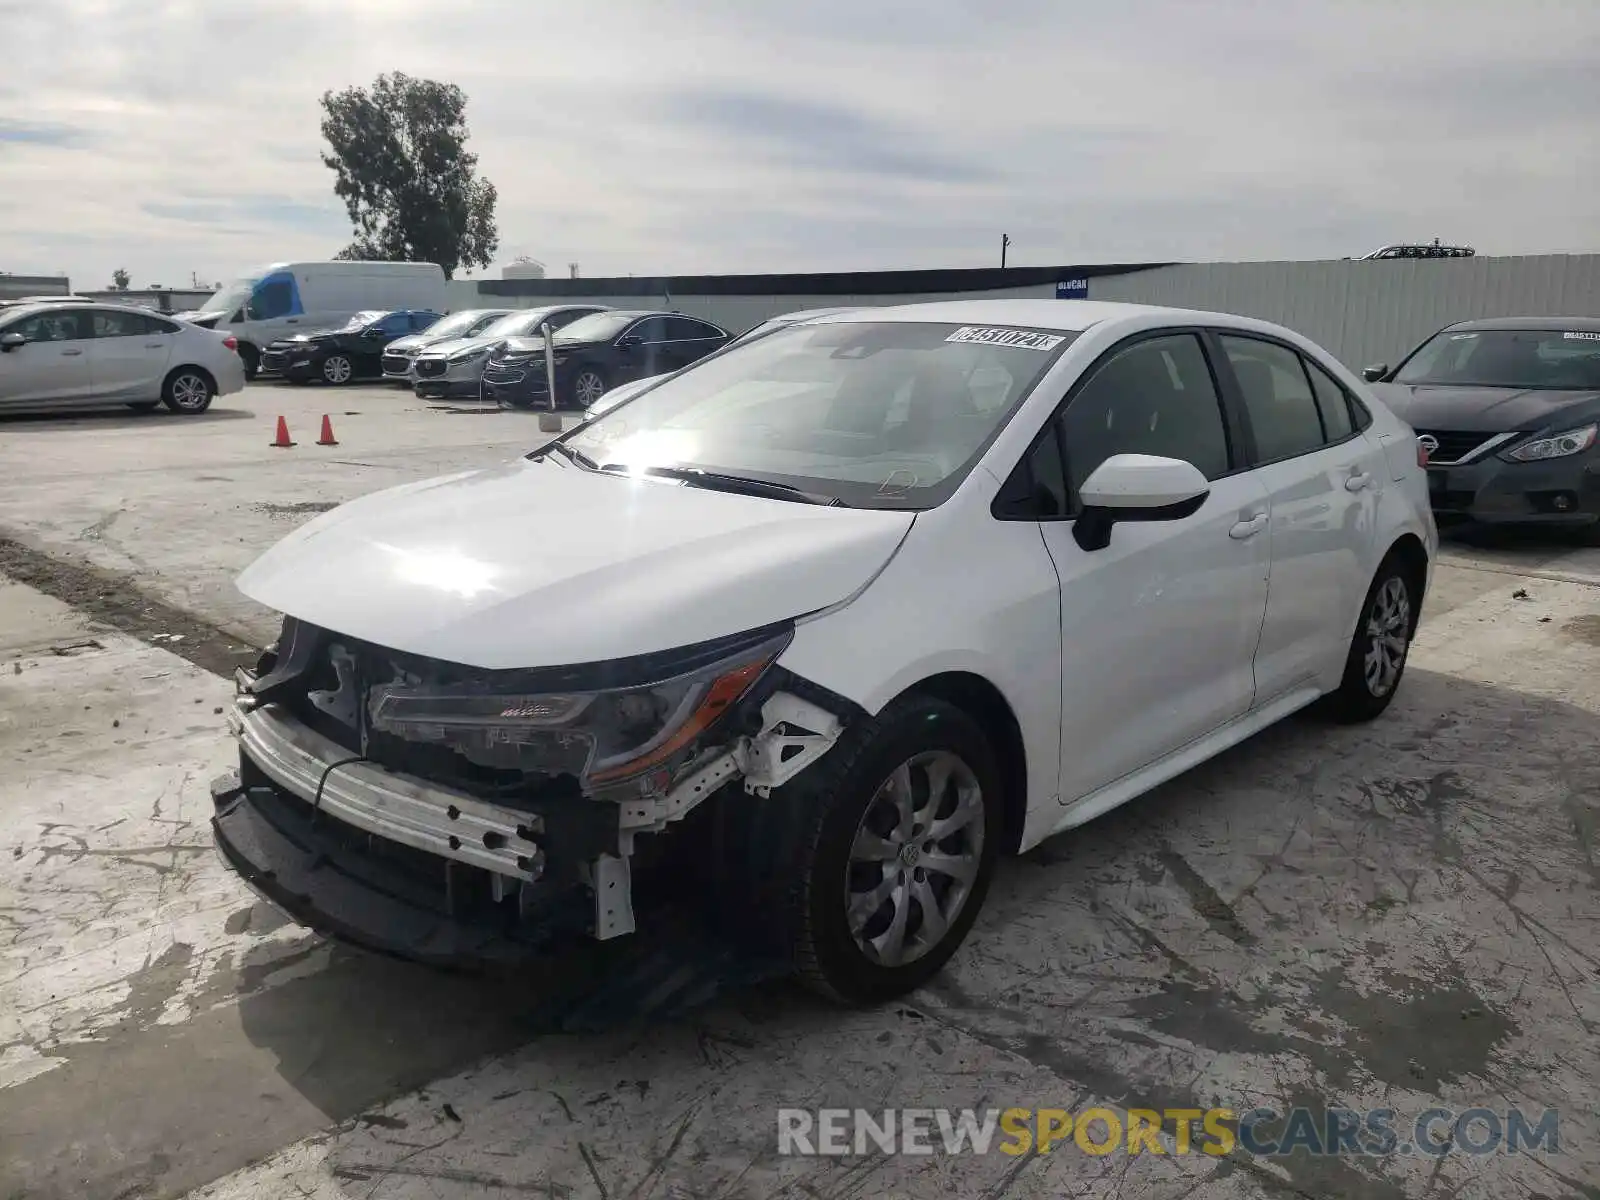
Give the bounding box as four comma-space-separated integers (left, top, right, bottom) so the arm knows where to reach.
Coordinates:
1384, 532, 1429, 633
888, 670, 1028, 854
163, 363, 217, 392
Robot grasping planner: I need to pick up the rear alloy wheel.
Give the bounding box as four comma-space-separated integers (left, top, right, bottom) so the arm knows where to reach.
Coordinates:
321, 355, 353, 385
572, 369, 607, 409
1324, 558, 1416, 722
713, 694, 1002, 1005
162, 369, 215, 414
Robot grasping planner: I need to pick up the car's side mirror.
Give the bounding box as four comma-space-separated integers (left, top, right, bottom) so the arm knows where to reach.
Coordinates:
1361, 363, 1389, 382
0, 332, 26, 351
1072, 454, 1210, 552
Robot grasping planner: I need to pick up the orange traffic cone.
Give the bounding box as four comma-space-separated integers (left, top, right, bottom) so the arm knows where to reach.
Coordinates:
316, 414, 338, 446
271, 415, 295, 448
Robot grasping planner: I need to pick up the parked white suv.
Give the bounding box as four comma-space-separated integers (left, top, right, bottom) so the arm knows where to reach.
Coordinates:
0, 301, 246, 414
212, 300, 1435, 1004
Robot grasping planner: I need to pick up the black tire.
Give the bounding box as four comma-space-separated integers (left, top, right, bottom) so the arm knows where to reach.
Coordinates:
1322, 555, 1417, 723
712, 694, 1002, 1006
568, 368, 607, 411
126, 401, 160, 412
161, 367, 215, 414
238, 343, 260, 381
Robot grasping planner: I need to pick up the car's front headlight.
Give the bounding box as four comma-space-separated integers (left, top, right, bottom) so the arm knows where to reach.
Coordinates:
1501, 423, 1598, 462
366, 629, 790, 787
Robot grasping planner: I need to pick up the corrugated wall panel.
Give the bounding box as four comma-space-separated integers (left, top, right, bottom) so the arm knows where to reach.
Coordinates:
451, 255, 1600, 366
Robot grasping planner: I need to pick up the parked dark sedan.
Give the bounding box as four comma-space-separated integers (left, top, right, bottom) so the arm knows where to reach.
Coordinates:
261, 309, 443, 385
481, 310, 730, 410
1365, 317, 1600, 535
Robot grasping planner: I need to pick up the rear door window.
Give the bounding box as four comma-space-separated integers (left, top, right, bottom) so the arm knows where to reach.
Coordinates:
1218, 335, 1327, 463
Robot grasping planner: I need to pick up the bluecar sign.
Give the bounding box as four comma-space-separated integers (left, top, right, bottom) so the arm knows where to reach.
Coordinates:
1056, 278, 1088, 300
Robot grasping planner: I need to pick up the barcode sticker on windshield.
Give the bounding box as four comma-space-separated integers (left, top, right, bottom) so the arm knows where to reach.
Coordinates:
1563, 331, 1600, 341
946, 326, 1065, 351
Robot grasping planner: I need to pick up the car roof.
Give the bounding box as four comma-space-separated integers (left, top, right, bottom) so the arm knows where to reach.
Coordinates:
812, 298, 1230, 335
1444, 315, 1600, 333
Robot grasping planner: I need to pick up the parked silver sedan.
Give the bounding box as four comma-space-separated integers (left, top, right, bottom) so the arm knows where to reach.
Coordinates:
411, 305, 607, 399
380, 308, 513, 384
0, 300, 246, 414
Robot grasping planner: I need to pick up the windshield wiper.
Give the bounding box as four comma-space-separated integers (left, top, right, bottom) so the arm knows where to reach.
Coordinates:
620, 465, 848, 507
538, 440, 601, 470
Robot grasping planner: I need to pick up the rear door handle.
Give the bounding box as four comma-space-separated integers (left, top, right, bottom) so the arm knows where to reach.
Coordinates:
60, 348, 83, 356
1229, 513, 1269, 539
285, 319, 299, 324
145, 342, 166, 349
1345, 471, 1372, 492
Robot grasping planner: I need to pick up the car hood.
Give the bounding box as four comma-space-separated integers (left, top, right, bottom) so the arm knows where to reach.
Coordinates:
1371, 383, 1600, 432
415, 333, 506, 359
384, 333, 429, 353
498, 334, 606, 354
236, 458, 914, 670
587, 373, 668, 415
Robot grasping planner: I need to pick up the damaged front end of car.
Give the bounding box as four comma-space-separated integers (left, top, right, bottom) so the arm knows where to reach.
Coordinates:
209, 614, 850, 969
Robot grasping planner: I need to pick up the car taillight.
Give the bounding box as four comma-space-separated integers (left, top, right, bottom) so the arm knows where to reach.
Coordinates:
223, 335, 238, 351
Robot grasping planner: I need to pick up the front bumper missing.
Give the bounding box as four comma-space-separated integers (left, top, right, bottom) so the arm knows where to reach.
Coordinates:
211, 773, 585, 970
215, 681, 845, 961
237, 702, 547, 881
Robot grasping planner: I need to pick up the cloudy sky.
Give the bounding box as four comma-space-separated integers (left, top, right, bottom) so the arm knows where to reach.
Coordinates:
2, 0, 1595, 290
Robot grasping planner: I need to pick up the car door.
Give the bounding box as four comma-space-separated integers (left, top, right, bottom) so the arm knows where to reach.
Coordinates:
0, 307, 97, 408
1005, 330, 1272, 806
88, 309, 174, 401
665, 317, 729, 369
1210, 333, 1382, 704
616, 316, 671, 381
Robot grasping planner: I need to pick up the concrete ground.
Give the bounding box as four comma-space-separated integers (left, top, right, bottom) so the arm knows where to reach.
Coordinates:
1, 383, 1598, 1199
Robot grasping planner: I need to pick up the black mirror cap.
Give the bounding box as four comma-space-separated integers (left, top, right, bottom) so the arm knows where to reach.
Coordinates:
1361, 363, 1389, 382
1071, 491, 1209, 552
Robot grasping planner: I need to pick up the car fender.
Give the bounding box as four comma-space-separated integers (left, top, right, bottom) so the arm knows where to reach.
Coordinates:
777, 467, 1064, 821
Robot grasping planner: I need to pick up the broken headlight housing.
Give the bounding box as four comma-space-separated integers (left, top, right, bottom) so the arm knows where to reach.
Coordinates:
366, 630, 789, 788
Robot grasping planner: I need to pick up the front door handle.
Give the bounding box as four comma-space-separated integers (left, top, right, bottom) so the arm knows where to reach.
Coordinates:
285, 318, 299, 324
1229, 513, 1269, 539
145, 342, 166, 349
1345, 471, 1372, 492
60, 348, 83, 356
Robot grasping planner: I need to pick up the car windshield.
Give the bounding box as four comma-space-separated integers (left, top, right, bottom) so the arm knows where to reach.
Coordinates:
420, 310, 486, 340
564, 320, 1076, 509
555, 312, 638, 343
199, 279, 256, 315
1394, 329, 1600, 390
479, 310, 566, 339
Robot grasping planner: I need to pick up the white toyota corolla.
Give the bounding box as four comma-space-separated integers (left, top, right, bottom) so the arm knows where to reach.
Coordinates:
213, 299, 1436, 1004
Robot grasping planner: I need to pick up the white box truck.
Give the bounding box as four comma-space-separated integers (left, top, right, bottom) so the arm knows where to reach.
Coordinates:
176, 261, 448, 379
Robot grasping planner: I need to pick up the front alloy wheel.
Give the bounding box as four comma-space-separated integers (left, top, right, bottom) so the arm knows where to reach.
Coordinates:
321, 355, 353, 385
573, 370, 606, 408
846, 751, 986, 969
713, 694, 1002, 1005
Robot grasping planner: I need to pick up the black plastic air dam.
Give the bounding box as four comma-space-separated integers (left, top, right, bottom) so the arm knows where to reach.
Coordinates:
210, 770, 591, 974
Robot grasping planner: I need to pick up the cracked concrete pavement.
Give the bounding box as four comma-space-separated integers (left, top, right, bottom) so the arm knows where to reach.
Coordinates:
1, 384, 1599, 1199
